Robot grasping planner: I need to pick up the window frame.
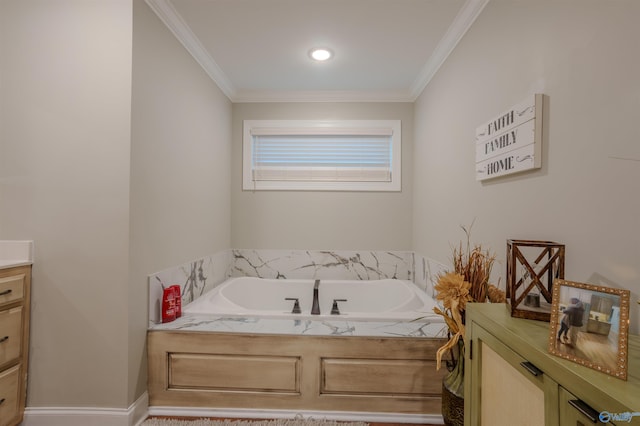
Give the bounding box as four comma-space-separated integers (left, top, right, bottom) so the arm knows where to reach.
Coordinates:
242, 119, 401, 191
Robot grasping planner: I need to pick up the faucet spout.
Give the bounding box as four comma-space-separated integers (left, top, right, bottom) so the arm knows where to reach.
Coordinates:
311, 279, 320, 315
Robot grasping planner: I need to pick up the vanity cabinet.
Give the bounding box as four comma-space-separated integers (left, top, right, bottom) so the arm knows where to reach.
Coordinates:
464, 304, 639, 426
0, 265, 31, 426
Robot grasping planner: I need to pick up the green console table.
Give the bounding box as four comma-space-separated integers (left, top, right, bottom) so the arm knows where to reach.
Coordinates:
464, 303, 639, 425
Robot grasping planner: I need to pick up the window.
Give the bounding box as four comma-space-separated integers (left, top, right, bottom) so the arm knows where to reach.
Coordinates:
243, 120, 401, 191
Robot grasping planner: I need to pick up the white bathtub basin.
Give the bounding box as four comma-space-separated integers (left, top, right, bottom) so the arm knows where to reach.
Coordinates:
184, 277, 440, 321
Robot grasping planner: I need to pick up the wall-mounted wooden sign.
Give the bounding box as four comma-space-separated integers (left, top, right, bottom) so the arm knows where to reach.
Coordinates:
475, 94, 544, 181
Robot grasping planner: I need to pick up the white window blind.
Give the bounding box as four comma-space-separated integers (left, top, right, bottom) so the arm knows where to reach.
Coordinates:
243, 120, 401, 191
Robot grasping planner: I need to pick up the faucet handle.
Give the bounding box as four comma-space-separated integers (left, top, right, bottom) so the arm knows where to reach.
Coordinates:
331, 299, 347, 315
285, 297, 301, 314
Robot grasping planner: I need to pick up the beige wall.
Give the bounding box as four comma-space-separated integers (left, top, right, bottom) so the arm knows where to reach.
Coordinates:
130, 0, 232, 404
0, 0, 233, 412
412, 0, 640, 332
1, 0, 639, 415
0, 0, 133, 408
232, 102, 413, 250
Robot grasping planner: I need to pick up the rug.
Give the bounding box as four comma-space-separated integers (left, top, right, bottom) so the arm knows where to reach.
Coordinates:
141, 417, 369, 426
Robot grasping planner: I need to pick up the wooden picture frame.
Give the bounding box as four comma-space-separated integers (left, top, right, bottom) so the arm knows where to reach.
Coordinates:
548, 279, 630, 380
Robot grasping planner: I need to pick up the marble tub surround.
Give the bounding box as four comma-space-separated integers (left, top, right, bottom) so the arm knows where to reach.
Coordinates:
413, 253, 449, 297
148, 248, 450, 325
231, 249, 415, 281
148, 250, 232, 324
0, 240, 34, 268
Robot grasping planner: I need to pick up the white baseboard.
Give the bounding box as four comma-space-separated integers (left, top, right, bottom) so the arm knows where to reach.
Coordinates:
22, 392, 149, 426
147, 407, 444, 425
22, 397, 444, 426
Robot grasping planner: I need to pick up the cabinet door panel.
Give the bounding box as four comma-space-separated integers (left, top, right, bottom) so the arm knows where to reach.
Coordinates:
0, 364, 20, 426
480, 343, 545, 426
0, 307, 22, 366
0, 274, 24, 307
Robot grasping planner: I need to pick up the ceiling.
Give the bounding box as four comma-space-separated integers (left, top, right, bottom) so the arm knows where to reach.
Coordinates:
146, 0, 489, 102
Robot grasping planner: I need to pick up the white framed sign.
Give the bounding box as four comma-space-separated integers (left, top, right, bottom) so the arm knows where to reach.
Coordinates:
475, 94, 544, 181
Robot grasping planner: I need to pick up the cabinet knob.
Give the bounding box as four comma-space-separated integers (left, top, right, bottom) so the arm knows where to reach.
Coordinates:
568, 399, 599, 423
0, 288, 12, 296
0, 336, 9, 343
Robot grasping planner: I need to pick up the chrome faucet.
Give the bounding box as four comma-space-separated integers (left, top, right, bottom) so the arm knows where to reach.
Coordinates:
311, 279, 320, 315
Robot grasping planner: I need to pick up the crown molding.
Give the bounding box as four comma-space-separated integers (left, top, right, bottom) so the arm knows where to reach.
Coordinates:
146, 0, 489, 103
409, 0, 490, 100
145, 0, 236, 100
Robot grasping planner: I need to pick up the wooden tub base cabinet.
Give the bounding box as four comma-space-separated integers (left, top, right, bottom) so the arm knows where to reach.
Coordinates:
148, 331, 446, 415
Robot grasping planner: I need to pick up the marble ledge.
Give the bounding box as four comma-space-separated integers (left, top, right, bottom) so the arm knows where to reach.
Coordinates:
0, 260, 33, 269
0, 240, 34, 270
149, 313, 448, 339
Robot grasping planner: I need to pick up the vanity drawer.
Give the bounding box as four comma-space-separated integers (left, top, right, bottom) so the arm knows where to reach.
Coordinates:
0, 364, 20, 426
0, 274, 25, 307
0, 308, 22, 367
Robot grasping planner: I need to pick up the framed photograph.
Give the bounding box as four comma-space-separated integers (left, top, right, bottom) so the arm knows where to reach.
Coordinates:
548, 279, 630, 380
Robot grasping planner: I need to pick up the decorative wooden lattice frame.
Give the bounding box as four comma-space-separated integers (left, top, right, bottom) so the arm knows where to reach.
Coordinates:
506, 239, 565, 321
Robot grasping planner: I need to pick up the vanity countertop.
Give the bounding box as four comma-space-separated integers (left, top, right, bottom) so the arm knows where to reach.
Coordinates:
0, 240, 34, 270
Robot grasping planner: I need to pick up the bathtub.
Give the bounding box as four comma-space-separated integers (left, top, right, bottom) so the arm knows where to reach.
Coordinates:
183, 277, 438, 321
151, 276, 448, 421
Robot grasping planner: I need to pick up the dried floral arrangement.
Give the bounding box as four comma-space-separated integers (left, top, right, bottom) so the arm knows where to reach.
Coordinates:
434, 225, 506, 370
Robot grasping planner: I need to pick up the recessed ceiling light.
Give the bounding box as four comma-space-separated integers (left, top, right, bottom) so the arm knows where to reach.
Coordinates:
309, 48, 333, 61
